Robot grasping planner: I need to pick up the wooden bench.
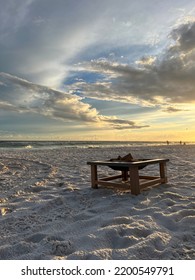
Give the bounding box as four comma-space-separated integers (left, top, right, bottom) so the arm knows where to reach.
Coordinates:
87, 158, 169, 195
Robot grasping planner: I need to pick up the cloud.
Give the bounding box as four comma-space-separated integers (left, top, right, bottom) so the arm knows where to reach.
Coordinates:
1, 0, 158, 88
0, 129, 19, 139
71, 19, 195, 107
1, 1, 194, 138
99, 116, 149, 130
0, 0, 187, 88
162, 106, 188, 113
171, 20, 195, 52
0, 72, 98, 122
0, 0, 110, 88
135, 56, 156, 66
0, 72, 147, 130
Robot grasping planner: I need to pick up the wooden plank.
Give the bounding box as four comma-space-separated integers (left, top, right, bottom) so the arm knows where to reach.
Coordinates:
100, 175, 122, 181
139, 175, 159, 180
97, 180, 130, 189
129, 166, 140, 195
98, 177, 162, 191
130, 158, 169, 166
87, 158, 169, 168
139, 178, 162, 189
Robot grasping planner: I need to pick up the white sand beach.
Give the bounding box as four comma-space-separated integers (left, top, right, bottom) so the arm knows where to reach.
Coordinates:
0, 144, 195, 260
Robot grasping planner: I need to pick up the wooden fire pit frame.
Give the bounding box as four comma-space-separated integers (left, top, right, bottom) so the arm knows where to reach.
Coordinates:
87, 158, 169, 195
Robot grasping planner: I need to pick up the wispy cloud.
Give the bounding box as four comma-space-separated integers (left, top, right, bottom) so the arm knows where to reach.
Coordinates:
0, 0, 186, 88
0, 72, 147, 130
0, 0, 108, 88
162, 106, 189, 113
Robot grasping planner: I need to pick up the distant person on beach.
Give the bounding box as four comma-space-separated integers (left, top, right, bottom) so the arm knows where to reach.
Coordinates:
180, 141, 186, 145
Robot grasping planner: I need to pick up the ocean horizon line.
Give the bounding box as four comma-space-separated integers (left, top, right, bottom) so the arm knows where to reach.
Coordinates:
0, 139, 194, 150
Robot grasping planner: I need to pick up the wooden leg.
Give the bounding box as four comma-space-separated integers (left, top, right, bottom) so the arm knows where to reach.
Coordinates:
91, 164, 98, 188
122, 170, 128, 181
129, 166, 140, 195
159, 162, 167, 183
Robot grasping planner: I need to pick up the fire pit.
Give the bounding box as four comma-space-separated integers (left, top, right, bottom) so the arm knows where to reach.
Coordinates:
108, 153, 147, 171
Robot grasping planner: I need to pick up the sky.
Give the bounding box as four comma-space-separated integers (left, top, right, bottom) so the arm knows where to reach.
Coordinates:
0, 0, 195, 141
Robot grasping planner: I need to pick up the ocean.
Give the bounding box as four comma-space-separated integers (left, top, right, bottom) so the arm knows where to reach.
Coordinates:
0, 140, 193, 149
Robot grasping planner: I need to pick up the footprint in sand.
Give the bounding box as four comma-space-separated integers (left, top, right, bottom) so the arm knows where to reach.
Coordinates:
43, 236, 75, 256
52, 240, 74, 256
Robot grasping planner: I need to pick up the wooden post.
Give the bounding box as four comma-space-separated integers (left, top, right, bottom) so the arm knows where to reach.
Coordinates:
122, 170, 128, 181
129, 166, 140, 195
159, 162, 167, 183
91, 164, 98, 188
